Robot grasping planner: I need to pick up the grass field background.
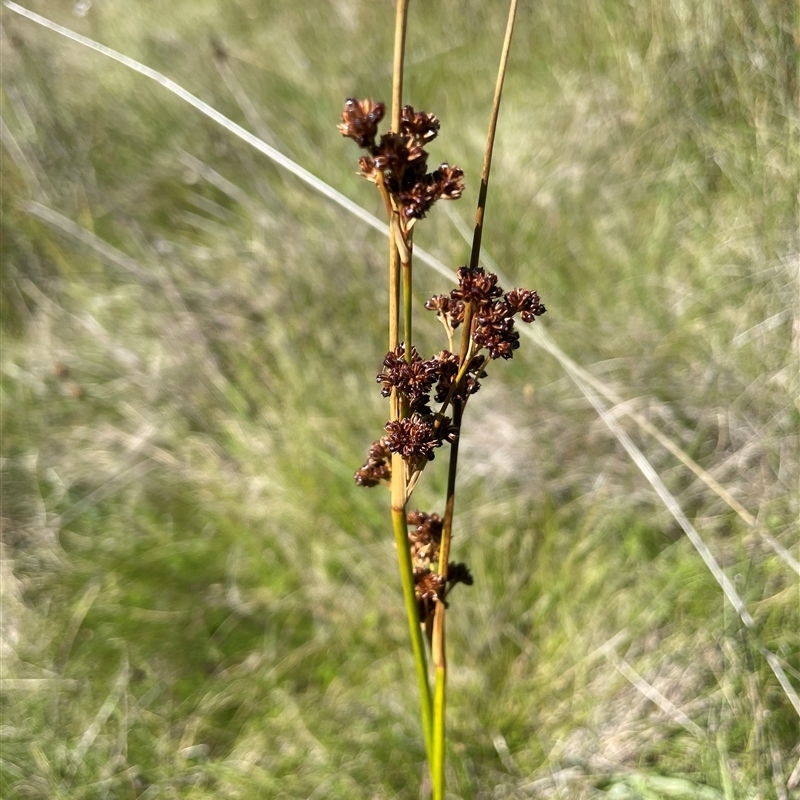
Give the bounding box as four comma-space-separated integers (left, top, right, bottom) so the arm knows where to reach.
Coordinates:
1, 0, 798, 797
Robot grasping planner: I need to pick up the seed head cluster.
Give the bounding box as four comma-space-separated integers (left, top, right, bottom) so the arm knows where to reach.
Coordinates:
354, 438, 392, 487
426, 266, 546, 360
384, 413, 457, 468
339, 98, 464, 220
377, 344, 437, 413
407, 510, 473, 625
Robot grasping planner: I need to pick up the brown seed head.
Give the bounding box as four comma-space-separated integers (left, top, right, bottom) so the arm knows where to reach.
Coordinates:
339, 98, 385, 149
400, 105, 440, 143
354, 437, 392, 487
384, 413, 453, 464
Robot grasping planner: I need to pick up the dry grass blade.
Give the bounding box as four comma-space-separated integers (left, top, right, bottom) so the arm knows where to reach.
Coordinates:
759, 532, 800, 577
447, 202, 763, 533
0, 114, 48, 200
600, 643, 705, 738
3, 1, 388, 239
4, 2, 790, 611
564, 363, 799, 720
23, 200, 158, 286
210, 36, 283, 151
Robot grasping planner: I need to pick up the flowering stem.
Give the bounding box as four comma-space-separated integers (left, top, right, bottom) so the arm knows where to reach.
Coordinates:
388, 221, 401, 422
391, 0, 410, 132
431, 2, 520, 794
432, 658, 447, 800
387, 0, 434, 775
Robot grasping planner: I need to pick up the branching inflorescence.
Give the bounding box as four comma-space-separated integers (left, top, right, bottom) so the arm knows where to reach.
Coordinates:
341, 10, 535, 786
341, 97, 546, 632
339, 98, 464, 227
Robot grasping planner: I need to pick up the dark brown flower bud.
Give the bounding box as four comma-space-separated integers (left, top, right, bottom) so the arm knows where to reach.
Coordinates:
430, 350, 485, 402
407, 510, 443, 545
354, 438, 392, 487
451, 267, 503, 311
447, 562, 474, 587
504, 288, 546, 322
414, 567, 445, 604
338, 98, 385, 149
407, 510, 443, 565
400, 183, 439, 220
376, 344, 435, 411
358, 155, 379, 182
384, 413, 452, 463
433, 163, 465, 200
425, 295, 450, 314
401, 106, 440, 142
473, 312, 521, 360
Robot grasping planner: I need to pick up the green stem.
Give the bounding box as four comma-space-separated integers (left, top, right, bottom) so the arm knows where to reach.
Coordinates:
402, 249, 413, 362
432, 662, 446, 799
430, 4, 520, 791
431, 399, 463, 800
388, 0, 433, 774
389, 215, 401, 359
391, 483, 433, 762
391, 0, 410, 132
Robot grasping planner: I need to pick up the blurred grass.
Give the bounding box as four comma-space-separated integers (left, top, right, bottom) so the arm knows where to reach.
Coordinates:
1, 0, 798, 798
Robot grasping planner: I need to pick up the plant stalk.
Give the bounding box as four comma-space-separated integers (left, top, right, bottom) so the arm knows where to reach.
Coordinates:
387, 0, 434, 773
430, 1, 520, 794
431, 397, 463, 799
469, 0, 519, 271
391, 0, 410, 132
402, 238, 413, 365
391, 463, 433, 763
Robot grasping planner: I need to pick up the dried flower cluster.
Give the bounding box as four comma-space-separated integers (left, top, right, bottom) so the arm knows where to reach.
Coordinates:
354, 438, 392, 487
426, 266, 546, 360
384, 412, 457, 467
339, 98, 464, 221
356, 269, 544, 479
407, 511, 473, 625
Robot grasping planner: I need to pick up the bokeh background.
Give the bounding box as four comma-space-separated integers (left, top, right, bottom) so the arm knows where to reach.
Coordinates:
1, 1, 798, 797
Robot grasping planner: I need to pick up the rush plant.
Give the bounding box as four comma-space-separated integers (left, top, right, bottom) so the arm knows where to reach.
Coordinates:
339, 0, 544, 794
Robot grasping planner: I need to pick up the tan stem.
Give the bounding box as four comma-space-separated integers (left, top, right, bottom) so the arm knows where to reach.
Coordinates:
469, 0, 519, 271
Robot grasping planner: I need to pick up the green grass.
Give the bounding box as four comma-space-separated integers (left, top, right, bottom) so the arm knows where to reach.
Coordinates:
1, 0, 798, 797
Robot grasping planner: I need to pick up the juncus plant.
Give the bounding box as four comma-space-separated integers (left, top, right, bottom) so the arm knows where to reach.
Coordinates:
339, 0, 544, 794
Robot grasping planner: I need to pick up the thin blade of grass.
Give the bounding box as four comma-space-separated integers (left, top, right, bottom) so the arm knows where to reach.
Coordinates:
600, 642, 705, 738
3, 2, 388, 242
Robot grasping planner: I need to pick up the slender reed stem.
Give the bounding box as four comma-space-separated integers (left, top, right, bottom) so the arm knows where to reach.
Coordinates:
391, 462, 433, 761
469, 0, 520, 271
402, 240, 414, 364
431, 397, 463, 799
430, 1, 520, 794
391, 0, 410, 132
389, 218, 401, 409
387, 0, 434, 771
432, 659, 447, 800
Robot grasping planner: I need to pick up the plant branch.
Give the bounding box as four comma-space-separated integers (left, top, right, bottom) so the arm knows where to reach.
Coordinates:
431, 398, 462, 800
391, 469, 433, 762
469, 0, 520, 271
